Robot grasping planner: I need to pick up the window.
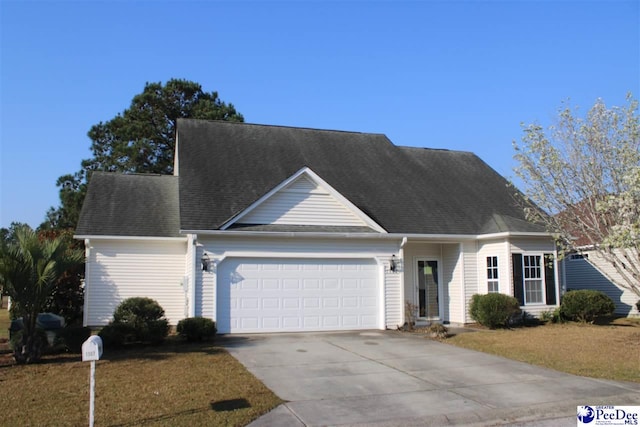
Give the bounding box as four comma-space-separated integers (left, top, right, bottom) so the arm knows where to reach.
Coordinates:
523, 255, 543, 304
486, 256, 499, 293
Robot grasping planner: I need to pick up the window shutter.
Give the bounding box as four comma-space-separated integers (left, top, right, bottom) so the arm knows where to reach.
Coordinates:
512, 253, 524, 306
544, 253, 557, 305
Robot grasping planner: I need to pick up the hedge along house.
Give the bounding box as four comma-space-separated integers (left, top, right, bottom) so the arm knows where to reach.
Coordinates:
75, 119, 560, 333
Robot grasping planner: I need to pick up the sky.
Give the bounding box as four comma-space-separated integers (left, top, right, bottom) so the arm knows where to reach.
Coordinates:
1, 0, 638, 229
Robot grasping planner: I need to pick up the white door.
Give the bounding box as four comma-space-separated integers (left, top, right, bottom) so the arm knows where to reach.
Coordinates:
217, 258, 379, 333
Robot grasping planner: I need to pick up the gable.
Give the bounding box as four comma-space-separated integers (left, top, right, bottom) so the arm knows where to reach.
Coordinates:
176, 119, 547, 235
224, 168, 386, 232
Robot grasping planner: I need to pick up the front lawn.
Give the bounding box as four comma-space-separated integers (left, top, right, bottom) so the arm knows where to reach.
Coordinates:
446, 318, 640, 383
0, 338, 282, 426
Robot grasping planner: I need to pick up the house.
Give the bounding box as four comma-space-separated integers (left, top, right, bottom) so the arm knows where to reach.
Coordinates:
75, 119, 560, 333
563, 250, 640, 317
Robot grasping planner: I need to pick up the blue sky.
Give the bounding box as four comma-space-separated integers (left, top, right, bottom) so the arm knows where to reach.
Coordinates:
1, 0, 638, 229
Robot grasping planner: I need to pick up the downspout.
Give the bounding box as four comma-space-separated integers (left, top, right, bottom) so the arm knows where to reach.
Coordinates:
83, 239, 91, 327
189, 235, 197, 318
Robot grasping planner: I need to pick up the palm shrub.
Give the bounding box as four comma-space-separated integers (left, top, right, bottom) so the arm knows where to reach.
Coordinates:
177, 317, 217, 341
0, 227, 83, 364
469, 293, 521, 329
560, 290, 615, 323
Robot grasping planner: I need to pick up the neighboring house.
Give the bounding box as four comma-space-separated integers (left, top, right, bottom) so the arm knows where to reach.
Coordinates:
563, 249, 640, 317
75, 119, 560, 333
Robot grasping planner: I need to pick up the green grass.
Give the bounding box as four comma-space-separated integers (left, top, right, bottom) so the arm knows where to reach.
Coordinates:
0, 338, 283, 426
447, 319, 640, 383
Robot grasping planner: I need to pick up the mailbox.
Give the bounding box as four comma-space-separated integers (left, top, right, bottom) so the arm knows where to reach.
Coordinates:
82, 336, 103, 362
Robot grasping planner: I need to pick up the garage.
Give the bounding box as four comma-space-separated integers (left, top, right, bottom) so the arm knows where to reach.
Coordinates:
216, 258, 380, 333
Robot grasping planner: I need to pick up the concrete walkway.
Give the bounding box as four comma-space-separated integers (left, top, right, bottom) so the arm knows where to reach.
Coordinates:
220, 330, 640, 426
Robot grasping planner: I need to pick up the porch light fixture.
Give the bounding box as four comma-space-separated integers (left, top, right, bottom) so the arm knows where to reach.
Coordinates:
201, 253, 210, 271
389, 255, 397, 273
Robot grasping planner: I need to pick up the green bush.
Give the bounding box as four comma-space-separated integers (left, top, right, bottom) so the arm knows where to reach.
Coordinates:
100, 297, 170, 346
177, 317, 217, 342
469, 293, 521, 329
57, 326, 92, 353
540, 307, 564, 324
636, 300, 640, 312
560, 290, 615, 323
98, 322, 136, 348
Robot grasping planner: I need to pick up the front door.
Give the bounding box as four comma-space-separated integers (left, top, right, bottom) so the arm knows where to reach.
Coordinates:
417, 260, 439, 319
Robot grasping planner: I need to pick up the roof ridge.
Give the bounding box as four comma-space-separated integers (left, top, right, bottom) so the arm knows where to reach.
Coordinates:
177, 118, 387, 137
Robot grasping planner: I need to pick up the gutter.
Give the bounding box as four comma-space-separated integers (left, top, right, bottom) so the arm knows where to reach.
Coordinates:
180, 229, 554, 241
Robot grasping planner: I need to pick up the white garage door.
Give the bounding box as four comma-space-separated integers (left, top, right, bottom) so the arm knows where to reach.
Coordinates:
216, 258, 379, 333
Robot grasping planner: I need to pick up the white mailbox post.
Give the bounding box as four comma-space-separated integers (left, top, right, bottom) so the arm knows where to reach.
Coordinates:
82, 336, 103, 427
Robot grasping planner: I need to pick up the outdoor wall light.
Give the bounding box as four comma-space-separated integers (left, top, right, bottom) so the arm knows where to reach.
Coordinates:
201, 253, 210, 271
390, 255, 397, 273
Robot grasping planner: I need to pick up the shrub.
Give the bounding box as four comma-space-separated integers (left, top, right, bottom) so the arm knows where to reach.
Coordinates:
99, 297, 170, 346
540, 307, 564, 324
98, 322, 136, 348
560, 290, 615, 323
469, 293, 521, 329
57, 326, 92, 353
177, 317, 217, 342
636, 300, 640, 312
427, 323, 448, 339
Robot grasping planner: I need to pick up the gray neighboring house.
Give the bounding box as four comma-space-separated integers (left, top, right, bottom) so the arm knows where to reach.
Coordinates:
563, 249, 640, 317
75, 119, 560, 333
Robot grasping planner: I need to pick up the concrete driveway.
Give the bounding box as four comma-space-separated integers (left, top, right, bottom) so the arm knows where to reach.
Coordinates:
220, 330, 640, 426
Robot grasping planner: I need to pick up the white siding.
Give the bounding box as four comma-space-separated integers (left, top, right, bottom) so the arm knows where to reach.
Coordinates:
565, 249, 640, 317
442, 243, 463, 323
239, 176, 368, 227
461, 241, 478, 323
477, 239, 510, 294
383, 257, 403, 329
199, 236, 402, 330
85, 240, 187, 326
510, 238, 556, 253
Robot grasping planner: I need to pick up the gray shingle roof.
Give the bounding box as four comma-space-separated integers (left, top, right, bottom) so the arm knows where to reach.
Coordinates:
176, 119, 545, 235
77, 120, 545, 237
76, 172, 180, 237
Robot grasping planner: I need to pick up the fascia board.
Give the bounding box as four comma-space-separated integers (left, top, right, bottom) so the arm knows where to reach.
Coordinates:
74, 235, 188, 242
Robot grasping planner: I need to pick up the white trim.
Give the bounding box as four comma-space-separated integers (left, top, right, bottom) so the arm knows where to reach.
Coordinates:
413, 256, 442, 321
520, 253, 547, 305
181, 229, 553, 241
478, 231, 554, 240
74, 235, 188, 242
220, 167, 387, 233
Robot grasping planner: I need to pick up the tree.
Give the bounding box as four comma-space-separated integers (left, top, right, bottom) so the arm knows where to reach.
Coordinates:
0, 226, 84, 363
42, 78, 244, 230
513, 95, 640, 297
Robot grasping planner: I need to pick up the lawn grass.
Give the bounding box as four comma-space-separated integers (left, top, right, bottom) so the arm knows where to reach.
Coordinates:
447, 319, 640, 383
0, 338, 283, 426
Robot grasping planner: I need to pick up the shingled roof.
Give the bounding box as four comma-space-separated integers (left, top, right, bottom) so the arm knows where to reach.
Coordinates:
76, 173, 180, 237
175, 119, 544, 235
77, 120, 545, 237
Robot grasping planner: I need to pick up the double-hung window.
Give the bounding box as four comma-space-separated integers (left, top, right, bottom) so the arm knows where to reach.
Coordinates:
486, 256, 499, 293
523, 255, 543, 304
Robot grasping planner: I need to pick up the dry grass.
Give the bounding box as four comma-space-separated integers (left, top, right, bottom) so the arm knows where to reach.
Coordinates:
447, 319, 640, 383
0, 338, 282, 426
